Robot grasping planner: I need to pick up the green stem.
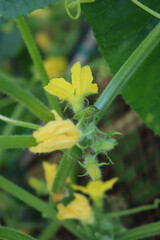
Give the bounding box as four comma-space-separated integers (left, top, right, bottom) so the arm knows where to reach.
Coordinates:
131, 0, 160, 19
107, 198, 160, 218
117, 221, 160, 240
0, 72, 53, 123
0, 225, 36, 240
15, 16, 62, 116
94, 22, 160, 116
0, 114, 40, 130
0, 104, 24, 166
0, 135, 36, 149
52, 146, 82, 193
38, 221, 60, 240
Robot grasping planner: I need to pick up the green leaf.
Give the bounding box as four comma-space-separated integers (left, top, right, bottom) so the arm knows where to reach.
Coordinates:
0, 176, 85, 239
0, 21, 23, 60
117, 221, 160, 240
0, 135, 36, 149
0, 0, 58, 19
82, 0, 160, 135
121, 46, 160, 135
0, 225, 36, 240
0, 176, 56, 219
0, 72, 53, 123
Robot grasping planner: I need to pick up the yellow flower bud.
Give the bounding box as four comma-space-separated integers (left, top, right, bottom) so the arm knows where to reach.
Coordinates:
29, 110, 80, 153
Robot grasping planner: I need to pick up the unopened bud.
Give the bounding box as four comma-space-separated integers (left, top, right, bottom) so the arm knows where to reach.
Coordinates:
85, 155, 101, 181
101, 138, 117, 151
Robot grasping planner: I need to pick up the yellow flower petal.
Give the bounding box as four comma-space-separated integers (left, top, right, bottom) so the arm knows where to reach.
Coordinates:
79, 65, 93, 95
72, 177, 118, 202
84, 83, 98, 96
51, 110, 62, 120
43, 161, 57, 191
57, 193, 93, 223
42, 161, 69, 203
44, 78, 74, 100
71, 62, 81, 95
101, 177, 119, 193
71, 62, 97, 96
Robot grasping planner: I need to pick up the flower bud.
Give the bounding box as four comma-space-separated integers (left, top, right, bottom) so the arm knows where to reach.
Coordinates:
101, 138, 117, 151
85, 155, 101, 181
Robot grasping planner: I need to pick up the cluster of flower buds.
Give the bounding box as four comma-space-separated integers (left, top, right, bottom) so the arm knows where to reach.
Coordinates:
78, 117, 121, 180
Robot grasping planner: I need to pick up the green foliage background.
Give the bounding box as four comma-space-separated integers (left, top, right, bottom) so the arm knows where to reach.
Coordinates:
82, 0, 160, 135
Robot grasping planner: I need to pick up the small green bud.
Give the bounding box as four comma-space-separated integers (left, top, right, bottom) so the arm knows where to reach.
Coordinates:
101, 138, 117, 151
93, 138, 117, 152
85, 155, 101, 181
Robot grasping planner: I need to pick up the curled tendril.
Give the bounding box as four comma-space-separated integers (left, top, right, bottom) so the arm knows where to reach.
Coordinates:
65, 0, 81, 20
131, 0, 160, 19
65, 0, 96, 20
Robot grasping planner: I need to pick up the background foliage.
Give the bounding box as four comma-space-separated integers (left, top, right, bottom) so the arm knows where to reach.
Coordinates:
82, 0, 160, 136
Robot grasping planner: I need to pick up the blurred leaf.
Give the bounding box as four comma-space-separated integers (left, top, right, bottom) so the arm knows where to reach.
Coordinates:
82, 0, 160, 135
0, 225, 36, 240
122, 47, 160, 135
0, 191, 20, 211
117, 221, 160, 240
0, 72, 54, 123
0, 21, 23, 60
0, 0, 59, 19
28, 177, 48, 195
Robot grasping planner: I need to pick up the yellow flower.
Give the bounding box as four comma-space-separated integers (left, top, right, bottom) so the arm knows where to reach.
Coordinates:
35, 32, 52, 51
43, 161, 64, 203
44, 62, 98, 112
44, 57, 67, 79
43, 161, 57, 191
72, 178, 118, 206
29, 110, 80, 153
57, 193, 93, 223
